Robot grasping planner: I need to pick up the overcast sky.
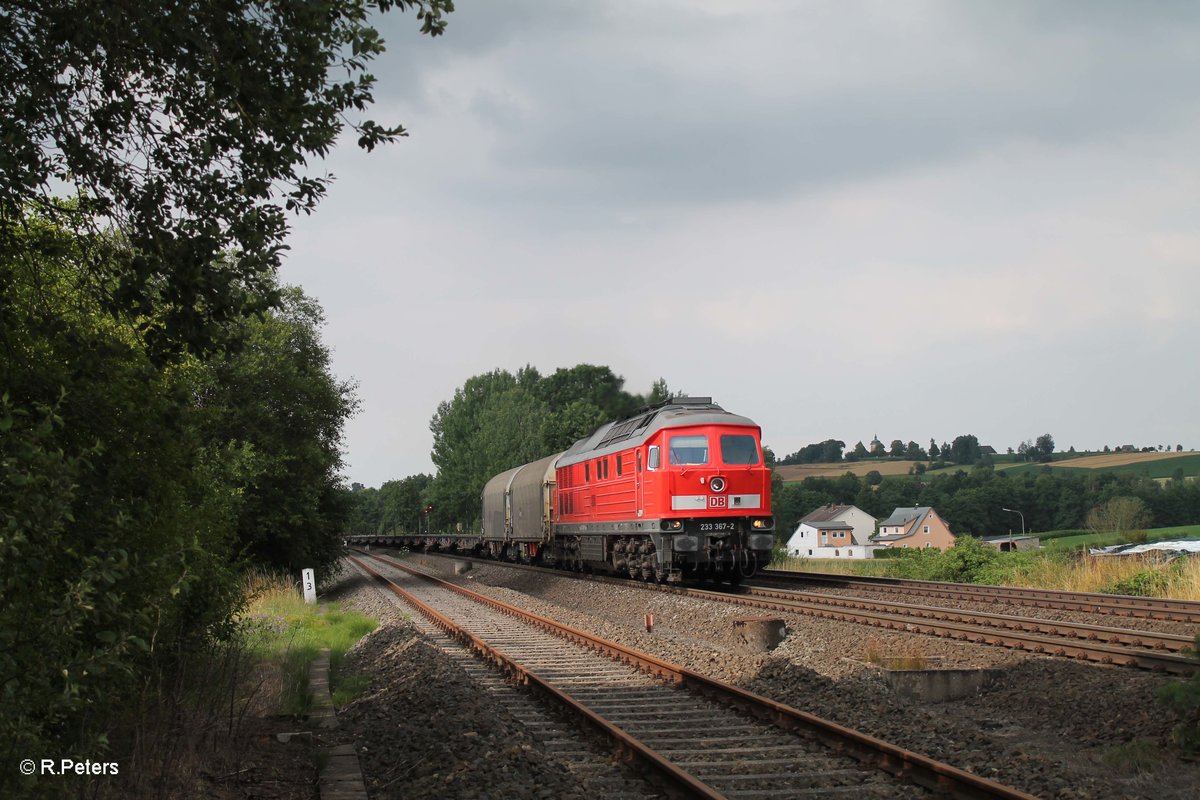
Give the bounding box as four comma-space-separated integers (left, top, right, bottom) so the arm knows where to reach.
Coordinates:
279, 0, 1200, 488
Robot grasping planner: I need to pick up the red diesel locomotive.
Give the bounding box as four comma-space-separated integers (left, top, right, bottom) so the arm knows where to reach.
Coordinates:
480, 396, 774, 581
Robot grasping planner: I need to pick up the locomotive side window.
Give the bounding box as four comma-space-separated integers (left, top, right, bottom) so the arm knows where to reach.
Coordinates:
585, 463, 590, 482
647, 446, 660, 470
669, 435, 709, 465
616, 455, 622, 476
720, 434, 760, 465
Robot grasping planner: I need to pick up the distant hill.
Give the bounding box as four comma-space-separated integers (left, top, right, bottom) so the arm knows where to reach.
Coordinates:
775, 461, 922, 481
998, 450, 1200, 479
775, 450, 1200, 483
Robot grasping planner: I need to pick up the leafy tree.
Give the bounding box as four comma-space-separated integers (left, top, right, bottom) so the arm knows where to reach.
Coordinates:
928, 439, 940, 459
646, 378, 672, 405
3, 215, 369, 793
538, 365, 639, 420
1085, 496, 1152, 536
2, 4, 450, 787
1034, 433, 1055, 462
865, 470, 883, 486
428, 366, 654, 526
185, 287, 359, 571
378, 474, 433, 534
346, 485, 382, 535
779, 439, 845, 465
761, 445, 777, 468
907, 440, 927, 460
950, 434, 981, 465
542, 399, 609, 452
1, 0, 452, 361
2, 218, 242, 787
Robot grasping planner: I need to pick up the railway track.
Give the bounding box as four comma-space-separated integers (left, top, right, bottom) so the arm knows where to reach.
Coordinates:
344, 560, 660, 799
349, 551, 1035, 800
754, 569, 1200, 624
384, 549, 1199, 675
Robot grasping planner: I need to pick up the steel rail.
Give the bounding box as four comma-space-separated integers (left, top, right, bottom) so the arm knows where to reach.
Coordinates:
738, 585, 1194, 653
680, 585, 1198, 675
386, 550, 1198, 675
348, 555, 723, 799
755, 570, 1200, 623
356, 551, 1037, 800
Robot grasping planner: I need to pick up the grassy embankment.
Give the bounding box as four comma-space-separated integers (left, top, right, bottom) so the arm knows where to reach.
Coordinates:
241, 571, 378, 711
771, 527, 1200, 600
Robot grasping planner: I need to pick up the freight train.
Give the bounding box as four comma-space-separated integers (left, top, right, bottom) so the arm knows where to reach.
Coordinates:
479, 396, 774, 582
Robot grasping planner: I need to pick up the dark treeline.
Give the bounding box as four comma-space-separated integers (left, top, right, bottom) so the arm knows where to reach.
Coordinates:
778, 434, 1058, 465
1, 1, 452, 794
772, 467, 1200, 539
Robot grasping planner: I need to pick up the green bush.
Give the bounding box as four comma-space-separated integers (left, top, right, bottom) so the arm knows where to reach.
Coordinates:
928, 536, 1000, 583
1102, 569, 1171, 597
882, 548, 944, 579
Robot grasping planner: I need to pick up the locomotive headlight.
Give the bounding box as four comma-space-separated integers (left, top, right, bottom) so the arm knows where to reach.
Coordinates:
660, 519, 684, 531
709, 476, 726, 493
752, 518, 768, 529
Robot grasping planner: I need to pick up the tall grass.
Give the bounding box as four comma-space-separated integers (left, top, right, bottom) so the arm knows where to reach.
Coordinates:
240, 570, 377, 714
770, 551, 1200, 599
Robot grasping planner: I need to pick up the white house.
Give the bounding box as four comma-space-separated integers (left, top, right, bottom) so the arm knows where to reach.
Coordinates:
786, 504, 880, 559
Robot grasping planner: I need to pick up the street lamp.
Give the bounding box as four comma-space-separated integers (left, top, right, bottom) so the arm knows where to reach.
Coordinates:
1001, 507, 1025, 536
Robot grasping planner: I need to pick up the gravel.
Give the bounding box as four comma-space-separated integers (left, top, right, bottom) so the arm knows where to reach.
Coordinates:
404, 554, 1200, 800
317, 553, 1200, 799
320, 566, 601, 800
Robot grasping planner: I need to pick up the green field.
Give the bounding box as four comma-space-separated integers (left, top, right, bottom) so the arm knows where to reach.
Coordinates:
902, 452, 1200, 480
996, 453, 1200, 479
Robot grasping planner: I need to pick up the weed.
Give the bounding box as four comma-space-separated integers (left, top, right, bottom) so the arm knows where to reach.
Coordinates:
241, 572, 378, 717
1158, 636, 1200, 752
332, 672, 372, 707
1103, 569, 1171, 597
1100, 738, 1167, 773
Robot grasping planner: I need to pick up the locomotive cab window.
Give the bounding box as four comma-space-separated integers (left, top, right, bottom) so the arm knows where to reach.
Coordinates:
647, 445, 660, 471
720, 434, 760, 465
668, 435, 709, 465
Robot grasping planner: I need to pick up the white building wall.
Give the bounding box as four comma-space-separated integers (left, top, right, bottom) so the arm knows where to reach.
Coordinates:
793, 544, 881, 559
836, 507, 878, 545
785, 523, 819, 555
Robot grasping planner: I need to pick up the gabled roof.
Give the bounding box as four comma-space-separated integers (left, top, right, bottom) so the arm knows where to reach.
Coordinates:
799, 504, 851, 524
810, 521, 852, 530
878, 507, 931, 528
871, 506, 951, 542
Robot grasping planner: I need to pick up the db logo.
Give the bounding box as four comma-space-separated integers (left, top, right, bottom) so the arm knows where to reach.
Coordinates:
708, 496, 727, 508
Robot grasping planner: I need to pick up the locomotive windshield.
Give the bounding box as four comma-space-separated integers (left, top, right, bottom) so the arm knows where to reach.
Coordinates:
668, 435, 709, 465
720, 434, 760, 465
